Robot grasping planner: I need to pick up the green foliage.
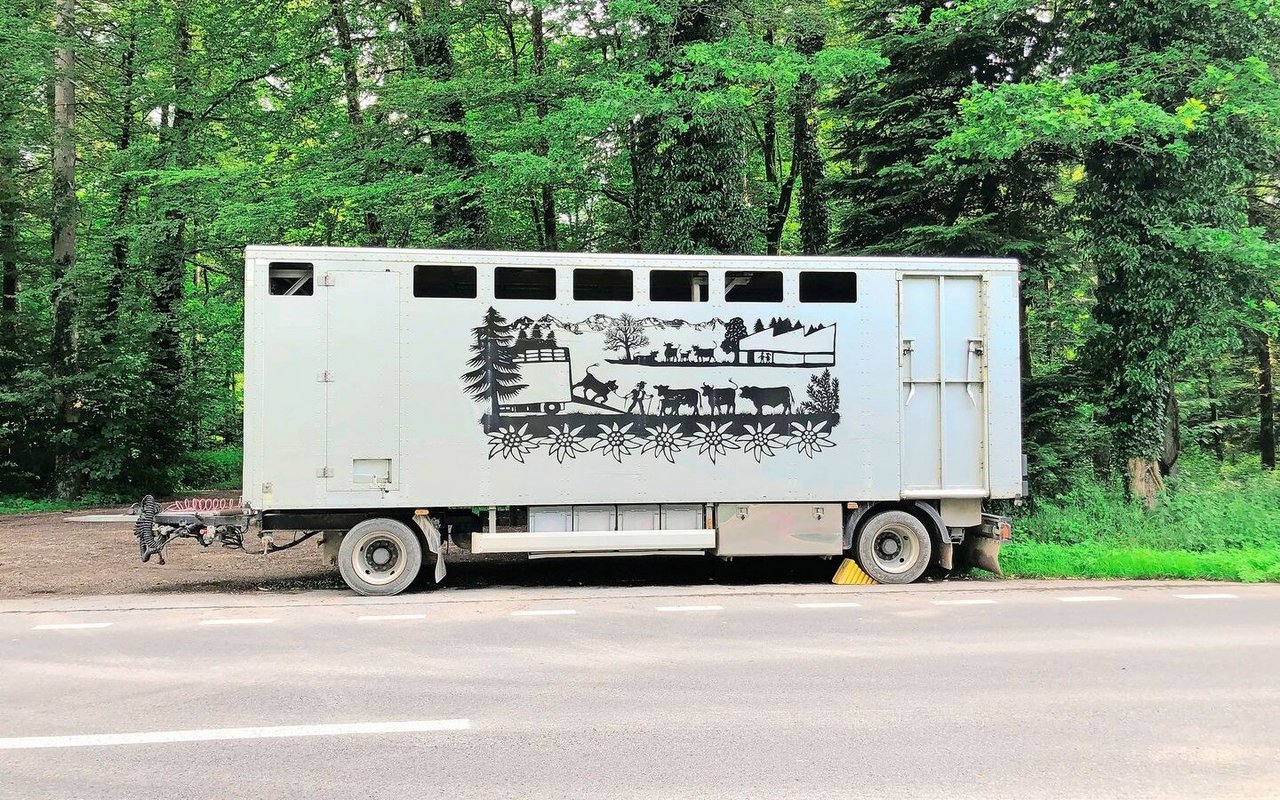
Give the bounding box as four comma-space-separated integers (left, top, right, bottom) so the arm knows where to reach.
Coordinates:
1014, 454, 1280, 552
1005, 453, 1280, 579
173, 447, 243, 492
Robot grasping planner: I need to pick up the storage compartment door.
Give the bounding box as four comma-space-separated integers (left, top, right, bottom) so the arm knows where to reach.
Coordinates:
899, 274, 987, 495
325, 270, 400, 492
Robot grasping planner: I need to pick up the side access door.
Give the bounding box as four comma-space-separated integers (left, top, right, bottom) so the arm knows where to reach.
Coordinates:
898, 274, 988, 497
324, 269, 401, 492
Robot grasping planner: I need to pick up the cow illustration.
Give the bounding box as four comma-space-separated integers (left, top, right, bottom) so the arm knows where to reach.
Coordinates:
664, 343, 678, 362
572, 367, 619, 404
679, 350, 691, 362
654, 384, 701, 416
692, 345, 715, 362
700, 384, 736, 416
738, 385, 793, 415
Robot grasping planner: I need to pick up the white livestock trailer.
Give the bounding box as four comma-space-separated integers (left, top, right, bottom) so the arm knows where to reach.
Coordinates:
120, 247, 1023, 595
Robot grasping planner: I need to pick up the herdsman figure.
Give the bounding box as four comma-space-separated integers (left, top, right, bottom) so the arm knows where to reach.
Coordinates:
626, 381, 649, 414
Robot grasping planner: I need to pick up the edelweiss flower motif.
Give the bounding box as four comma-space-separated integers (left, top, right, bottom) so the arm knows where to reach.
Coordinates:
641, 423, 690, 464
786, 420, 835, 458
591, 421, 642, 462
542, 423, 588, 464
690, 420, 740, 464
740, 422, 784, 463
487, 424, 538, 462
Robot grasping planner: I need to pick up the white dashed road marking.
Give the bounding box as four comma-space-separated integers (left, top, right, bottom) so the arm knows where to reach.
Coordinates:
1175, 593, 1238, 600
1057, 596, 1120, 603
933, 599, 998, 606
656, 605, 723, 612
794, 602, 862, 609
31, 622, 113, 631
358, 614, 428, 622
511, 609, 577, 617
198, 618, 278, 626
0, 719, 472, 750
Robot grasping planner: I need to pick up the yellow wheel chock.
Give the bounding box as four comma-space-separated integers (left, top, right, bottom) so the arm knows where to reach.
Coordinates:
832, 558, 878, 586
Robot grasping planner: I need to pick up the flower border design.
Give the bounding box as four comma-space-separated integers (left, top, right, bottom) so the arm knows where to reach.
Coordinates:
486, 420, 836, 462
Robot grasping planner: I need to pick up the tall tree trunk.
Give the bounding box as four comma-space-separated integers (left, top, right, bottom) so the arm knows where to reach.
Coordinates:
51, 0, 81, 497
1259, 332, 1276, 470
104, 18, 138, 338
530, 4, 556, 250
329, 0, 384, 243
1159, 381, 1179, 478
792, 26, 827, 256
0, 150, 18, 369
397, 0, 485, 245
157, 7, 191, 377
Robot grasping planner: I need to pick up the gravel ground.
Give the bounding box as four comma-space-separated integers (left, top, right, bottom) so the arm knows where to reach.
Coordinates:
0, 505, 342, 598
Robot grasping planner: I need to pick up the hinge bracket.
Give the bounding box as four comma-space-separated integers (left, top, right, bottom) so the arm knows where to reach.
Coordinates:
317, 466, 333, 478
320, 273, 335, 287
318, 370, 333, 382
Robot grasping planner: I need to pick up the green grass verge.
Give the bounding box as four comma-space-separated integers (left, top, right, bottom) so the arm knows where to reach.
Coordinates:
1006, 456, 1280, 582
1002, 542, 1280, 582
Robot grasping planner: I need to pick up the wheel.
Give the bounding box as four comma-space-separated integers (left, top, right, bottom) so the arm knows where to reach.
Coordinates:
853, 510, 933, 584
544, 402, 562, 414
337, 518, 423, 596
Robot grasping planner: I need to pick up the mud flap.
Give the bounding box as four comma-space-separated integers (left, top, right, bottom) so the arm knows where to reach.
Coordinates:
937, 542, 954, 571
963, 534, 1003, 577
413, 513, 447, 583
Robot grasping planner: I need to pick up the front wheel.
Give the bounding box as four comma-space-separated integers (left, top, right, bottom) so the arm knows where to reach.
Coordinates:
338, 518, 423, 596
853, 510, 933, 584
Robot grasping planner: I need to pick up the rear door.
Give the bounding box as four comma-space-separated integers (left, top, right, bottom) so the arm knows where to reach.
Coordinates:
899, 274, 987, 496
325, 269, 401, 492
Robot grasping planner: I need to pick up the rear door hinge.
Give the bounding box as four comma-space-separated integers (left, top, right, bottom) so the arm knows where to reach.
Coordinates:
318, 370, 333, 382
320, 272, 335, 287
317, 466, 334, 478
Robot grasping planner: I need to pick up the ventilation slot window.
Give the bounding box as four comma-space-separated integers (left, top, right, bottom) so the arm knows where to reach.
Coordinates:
650, 270, 708, 302
268, 262, 314, 296
413, 265, 476, 298
725, 270, 783, 303
496, 266, 556, 300
573, 268, 633, 301
800, 271, 857, 303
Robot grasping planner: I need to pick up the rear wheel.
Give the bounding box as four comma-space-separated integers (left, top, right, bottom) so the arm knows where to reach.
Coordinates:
338, 518, 423, 596
853, 510, 932, 584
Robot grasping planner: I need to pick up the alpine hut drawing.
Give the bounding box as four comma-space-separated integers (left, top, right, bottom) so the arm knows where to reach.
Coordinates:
735, 320, 836, 366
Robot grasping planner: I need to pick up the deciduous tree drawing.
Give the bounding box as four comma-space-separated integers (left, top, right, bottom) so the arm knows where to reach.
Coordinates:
603, 313, 649, 361
720, 316, 748, 363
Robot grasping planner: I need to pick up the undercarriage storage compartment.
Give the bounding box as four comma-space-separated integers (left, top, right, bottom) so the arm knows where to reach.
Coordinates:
714, 503, 843, 556
473, 504, 713, 554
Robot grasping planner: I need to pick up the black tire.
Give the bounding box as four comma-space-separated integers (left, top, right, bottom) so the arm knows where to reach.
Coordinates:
337, 518, 423, 596
853, 510, 933, 584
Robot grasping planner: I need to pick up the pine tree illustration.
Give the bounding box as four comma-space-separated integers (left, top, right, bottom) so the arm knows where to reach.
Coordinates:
799, 368, 840, 414
462, 307, 527, 431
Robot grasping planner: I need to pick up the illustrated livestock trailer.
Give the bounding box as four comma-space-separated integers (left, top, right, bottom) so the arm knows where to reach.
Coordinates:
118, 247, 1023, 595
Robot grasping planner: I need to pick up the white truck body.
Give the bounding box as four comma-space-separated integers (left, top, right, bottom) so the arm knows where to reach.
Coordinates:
243, 247, 1021, 562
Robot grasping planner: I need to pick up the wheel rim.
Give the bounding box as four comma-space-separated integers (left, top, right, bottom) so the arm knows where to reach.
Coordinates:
350, 529, 404, 586
871, 524, 921, 575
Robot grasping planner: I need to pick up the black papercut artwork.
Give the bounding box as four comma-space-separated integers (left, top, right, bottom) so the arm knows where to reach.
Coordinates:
463, 309, 842, 463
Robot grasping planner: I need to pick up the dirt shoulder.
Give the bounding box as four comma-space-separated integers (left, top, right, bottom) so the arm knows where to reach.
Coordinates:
0, 506, 340, 598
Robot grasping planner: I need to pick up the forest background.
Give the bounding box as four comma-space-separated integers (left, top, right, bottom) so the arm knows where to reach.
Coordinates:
1, 0, 1279, 576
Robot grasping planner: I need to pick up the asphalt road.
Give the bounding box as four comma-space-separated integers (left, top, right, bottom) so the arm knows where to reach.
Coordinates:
1, 580, 1277, 799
